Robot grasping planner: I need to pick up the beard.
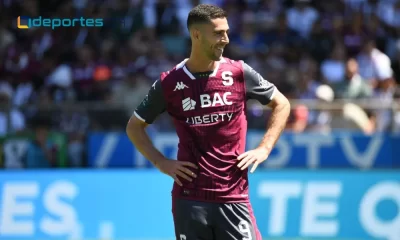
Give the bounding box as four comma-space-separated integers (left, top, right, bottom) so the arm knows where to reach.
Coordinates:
212, 47, 224, 60
202, 40, 224, 61
204, 46, 223, 61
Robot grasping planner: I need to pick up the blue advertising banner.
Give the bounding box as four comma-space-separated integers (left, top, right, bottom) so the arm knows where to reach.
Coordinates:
0, 170, 174, 240
0, 170, 399, 240
88, 131, 400, 169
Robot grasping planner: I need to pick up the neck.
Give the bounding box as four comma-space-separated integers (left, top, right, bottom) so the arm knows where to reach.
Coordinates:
186, 47, 219, 72
347, 73, 354, 80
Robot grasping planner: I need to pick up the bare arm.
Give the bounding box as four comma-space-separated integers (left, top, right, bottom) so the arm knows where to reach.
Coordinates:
241, 61, 291, 151
127, 79, 197, 185
257, 90, 291, 152
237, 61, 290, 172
126, 115, 165, 168
126, 79, 168, 167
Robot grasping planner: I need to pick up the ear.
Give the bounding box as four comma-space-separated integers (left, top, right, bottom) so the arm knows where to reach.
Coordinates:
191, 28, 200, 40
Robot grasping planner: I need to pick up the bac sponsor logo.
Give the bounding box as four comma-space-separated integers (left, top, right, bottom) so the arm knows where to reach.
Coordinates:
182, 97, 196, 111
181, 72, 235, 124
186, 113, 234, 125
184, 92, 235, 125
181, 92, 233, 112
185, 92, 235, 124
200, 92, 232, 108
180, 70, 234, 111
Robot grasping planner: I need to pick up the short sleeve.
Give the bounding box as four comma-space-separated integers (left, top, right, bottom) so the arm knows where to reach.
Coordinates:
133, 79, 166, 124
241, 61, 276, 105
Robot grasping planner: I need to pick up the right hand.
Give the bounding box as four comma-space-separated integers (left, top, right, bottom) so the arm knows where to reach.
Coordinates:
157, 158, 198, 186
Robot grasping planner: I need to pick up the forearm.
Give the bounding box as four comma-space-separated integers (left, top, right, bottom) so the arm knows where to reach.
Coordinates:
126, 123, 165, 168
258, 101, 290, 152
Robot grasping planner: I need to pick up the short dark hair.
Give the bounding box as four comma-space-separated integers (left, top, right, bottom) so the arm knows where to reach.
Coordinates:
187, 4, 227, 30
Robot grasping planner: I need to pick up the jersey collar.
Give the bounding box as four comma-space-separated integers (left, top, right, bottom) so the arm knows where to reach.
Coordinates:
178, 58, 226, 80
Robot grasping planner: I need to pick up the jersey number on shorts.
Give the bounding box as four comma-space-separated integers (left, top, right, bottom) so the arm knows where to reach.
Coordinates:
239, 220, 252, 240
179, 234, 186, 240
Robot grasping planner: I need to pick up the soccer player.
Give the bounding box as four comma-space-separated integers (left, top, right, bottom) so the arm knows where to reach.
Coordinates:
126, 4, 290, 240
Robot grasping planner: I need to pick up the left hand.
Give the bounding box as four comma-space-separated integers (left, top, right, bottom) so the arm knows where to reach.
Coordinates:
237, 147, 270, 173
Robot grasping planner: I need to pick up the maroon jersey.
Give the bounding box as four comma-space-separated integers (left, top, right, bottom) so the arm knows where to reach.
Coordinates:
134, 57, 276, 203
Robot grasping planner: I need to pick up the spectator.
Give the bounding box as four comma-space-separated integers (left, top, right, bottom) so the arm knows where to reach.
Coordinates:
286, 0, 319, 38
334, 58, 373, 99
264, 12, 303, 48
320, 44, 347, 84
374, 75, 397, 132
356, 39, 393, 86
307, 18, 335, 62
342, 13, 366, 57
295, 72, 319, 100
42, 50, 74, 102
286, 104, 309, 133
111, 72, 152, 117
0, 21, 15, 56
309, 84, 335, 133
25, 119, 58, 168
56, 107, 90, 167
392, 40, 400, 84
229, 21, 266, 59
72, 45, 96, 101
0, 85, 26, 137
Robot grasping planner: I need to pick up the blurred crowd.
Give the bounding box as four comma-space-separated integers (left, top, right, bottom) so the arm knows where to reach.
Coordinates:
0, 0, 400, 168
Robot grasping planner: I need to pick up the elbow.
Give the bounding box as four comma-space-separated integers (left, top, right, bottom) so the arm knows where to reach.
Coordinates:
126, 116, 147, 139
126, 120, 133, 137
268, 90, 291, 112
282, 97, 291, 112
126, 118, 138, 138
279, 98, 291, 121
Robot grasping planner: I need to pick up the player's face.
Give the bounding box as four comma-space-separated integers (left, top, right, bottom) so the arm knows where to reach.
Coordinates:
200, 18, 229, 61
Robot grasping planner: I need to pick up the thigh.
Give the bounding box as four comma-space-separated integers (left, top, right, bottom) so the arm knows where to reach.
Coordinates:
172, 198, 214, 240
213, 202, 262, 240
